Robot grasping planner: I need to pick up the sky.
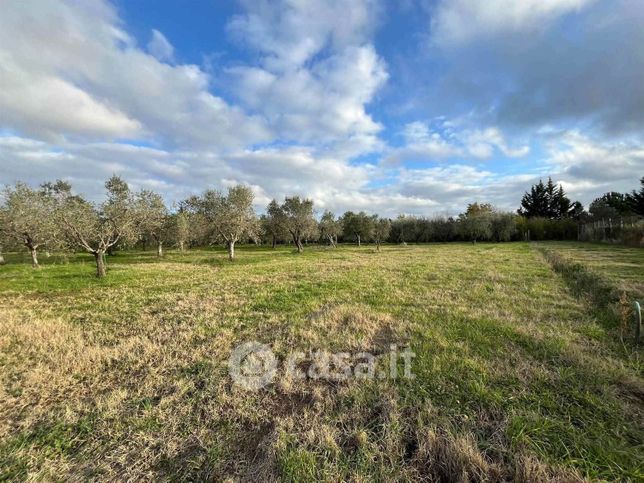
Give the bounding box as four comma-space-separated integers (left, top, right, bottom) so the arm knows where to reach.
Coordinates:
0, 0, 643, 216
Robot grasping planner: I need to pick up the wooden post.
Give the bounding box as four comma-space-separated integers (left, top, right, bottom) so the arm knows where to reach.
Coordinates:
635, 301, 642, 347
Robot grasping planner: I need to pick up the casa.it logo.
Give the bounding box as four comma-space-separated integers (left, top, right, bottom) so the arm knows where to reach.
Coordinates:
228, 340, 415, 391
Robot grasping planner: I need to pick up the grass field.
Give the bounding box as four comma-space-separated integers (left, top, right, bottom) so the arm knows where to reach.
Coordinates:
1, 242, 642, 481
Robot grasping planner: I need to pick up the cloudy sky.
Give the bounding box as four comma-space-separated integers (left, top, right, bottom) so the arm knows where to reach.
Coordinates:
1, 0, 643, 216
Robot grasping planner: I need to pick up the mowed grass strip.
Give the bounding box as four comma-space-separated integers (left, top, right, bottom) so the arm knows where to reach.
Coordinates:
0, 243, 642, 481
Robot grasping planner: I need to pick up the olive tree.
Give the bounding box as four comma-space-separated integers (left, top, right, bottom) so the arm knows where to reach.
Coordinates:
136, 190, 170, 257
0, 181, 67, 267
341, 211, 374, 246
174, 210, 191, 251
263, 199, 289, 248
372, 216, 391, 251
281, 196, 317, 253
200, 185, 258, 261
319, 210, 341, 247
458, 203, 493, 243
57, 176, 139, 277
179, 196, 210, 248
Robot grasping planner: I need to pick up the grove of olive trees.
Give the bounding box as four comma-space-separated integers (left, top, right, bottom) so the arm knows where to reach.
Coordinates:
3, 175, 641, 277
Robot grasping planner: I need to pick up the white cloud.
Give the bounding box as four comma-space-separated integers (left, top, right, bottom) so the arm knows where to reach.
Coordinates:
384, 122, 528, 165
225, 0, 387, 154
1, 0, 641, 220
432, 0, 595, 46
425, 0, 644, 136
147, 29, 175, 63
0, 0, 269, 148
227, 0, 380, 71
464, 128, 530, 158
542, 130, 644, 201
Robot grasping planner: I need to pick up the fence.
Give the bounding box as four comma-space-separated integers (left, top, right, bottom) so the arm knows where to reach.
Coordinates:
578, 217, 644, 245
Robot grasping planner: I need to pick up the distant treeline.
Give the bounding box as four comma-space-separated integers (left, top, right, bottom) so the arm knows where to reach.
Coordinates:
1, 176, 642, 277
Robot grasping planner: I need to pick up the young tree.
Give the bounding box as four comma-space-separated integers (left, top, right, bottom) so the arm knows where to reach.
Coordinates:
281, 196, 316, 253
372, 217, 391, 251
263, 199, 288, 248
319, 210, 341, 247
342, 211, 374, 246
199, 185, 258, 261
135, 190, 171, 257
0, 181, 66, 267
174, 210, 191, 251
57, 176, 139, 277
179, 196, 210, 247
136, 190, 170, 257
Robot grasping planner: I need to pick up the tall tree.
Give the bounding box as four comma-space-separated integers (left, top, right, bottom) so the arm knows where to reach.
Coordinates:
568, 201, 586, 220
518, 180, 549, 218
319, 210, 341, 247
551, 184, 573, 218
545, 178, 559, 218
136, 190, 170, 257
57, 176, 139, 277
590, 191, 635, 220
519, 178, 578, 218
199, 185, 258, 261
281, 196, 316, 253
372, 217, 391, 251
0, 181, 66, 267
341, 211, 374, 246
627, 177, 644, 216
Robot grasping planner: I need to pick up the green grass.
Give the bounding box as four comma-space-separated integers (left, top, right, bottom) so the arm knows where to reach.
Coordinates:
0, 242, 642, 480
535, 241, 644, 300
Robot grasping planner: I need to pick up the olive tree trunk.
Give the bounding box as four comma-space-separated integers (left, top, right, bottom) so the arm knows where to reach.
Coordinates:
29, 246, 39, 268
179, 240, 185, 252
157, 240, 163, 257
228, 240, 235, 261
94, 250, 107, 277
356, 235, 361, 247
272, 235, 276, 249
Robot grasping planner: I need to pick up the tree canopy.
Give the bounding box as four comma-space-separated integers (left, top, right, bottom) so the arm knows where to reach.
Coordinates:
280, 196, 317, 253
197, 185, 258, 260
57, 176, 140, 277
518, 178, 580, 219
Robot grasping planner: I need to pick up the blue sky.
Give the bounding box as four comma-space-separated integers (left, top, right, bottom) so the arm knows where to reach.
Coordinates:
0, 0, 642, 216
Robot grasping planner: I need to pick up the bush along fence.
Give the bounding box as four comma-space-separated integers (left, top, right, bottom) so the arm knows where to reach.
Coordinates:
578, 217, 644, 246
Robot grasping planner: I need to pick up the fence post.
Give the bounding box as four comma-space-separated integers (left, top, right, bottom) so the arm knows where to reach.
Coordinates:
635, 301, 642, 346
